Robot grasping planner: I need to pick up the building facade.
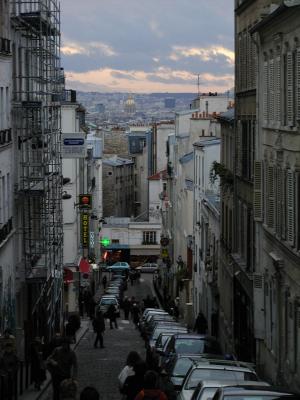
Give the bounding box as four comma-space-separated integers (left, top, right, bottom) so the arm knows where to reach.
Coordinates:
252, 2, 300, 390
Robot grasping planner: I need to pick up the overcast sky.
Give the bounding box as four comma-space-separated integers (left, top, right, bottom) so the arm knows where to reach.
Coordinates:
61, 0, 234, 93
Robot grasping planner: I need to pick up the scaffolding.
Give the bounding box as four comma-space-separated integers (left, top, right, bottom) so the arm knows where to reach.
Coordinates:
11, 0, 64, 339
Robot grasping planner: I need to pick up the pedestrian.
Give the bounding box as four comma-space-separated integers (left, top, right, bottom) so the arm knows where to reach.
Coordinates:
194, 311, 208, 334
0, 328, 16, 353
80, 386, 99, 400
134, 370, 167, 400
60, 378, 78, 400
118, 351, 142, 390
65, 321, 77, 344
102, 275, 107, 289
121, 361, 147, 400
0, 342, 19, 400
107, 303, 118, 329
158, 369, 177, 400
130, 272, 134, 286
123, 297, 131, 320
30, 337, 46, 390
92, 310, 105, 348
131, 303, 140, 329
46, 337, 78, 400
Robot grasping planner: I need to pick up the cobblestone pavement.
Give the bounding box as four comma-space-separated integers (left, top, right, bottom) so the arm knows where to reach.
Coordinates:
40, 274, 156, 400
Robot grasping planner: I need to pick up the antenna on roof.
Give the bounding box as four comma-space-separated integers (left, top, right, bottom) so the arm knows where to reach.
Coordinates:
196, 73, 201, 98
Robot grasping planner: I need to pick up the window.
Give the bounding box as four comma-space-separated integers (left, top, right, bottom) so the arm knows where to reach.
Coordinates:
143, 231, 157, 244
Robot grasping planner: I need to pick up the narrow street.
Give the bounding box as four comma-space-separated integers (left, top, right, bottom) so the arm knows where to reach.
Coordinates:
40, 274, 155, 400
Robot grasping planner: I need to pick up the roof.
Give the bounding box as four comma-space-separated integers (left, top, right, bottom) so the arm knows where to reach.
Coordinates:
179, 152, 194, 164
193, 138, 221, 147
217, 108, 235, 123
176, 109, 199, 116
250, 2, 300, 34
148, 170, 167, 181
103, 157, 133, 167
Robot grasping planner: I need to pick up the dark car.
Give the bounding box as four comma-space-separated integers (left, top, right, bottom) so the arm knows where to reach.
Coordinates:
160, 333, 223, 369
144, 318, 179, 340
212, 385, 299, 400
163, 354, 210, 392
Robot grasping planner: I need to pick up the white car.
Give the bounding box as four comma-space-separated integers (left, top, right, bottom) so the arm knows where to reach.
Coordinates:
98, 296, 120, 317
139, 263, 158, 273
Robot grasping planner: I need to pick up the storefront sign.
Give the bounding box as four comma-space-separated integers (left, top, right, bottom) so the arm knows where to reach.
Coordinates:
81, 213, 90, 248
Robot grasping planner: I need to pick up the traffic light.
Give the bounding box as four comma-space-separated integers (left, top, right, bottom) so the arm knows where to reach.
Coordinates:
79, 194, 92, 208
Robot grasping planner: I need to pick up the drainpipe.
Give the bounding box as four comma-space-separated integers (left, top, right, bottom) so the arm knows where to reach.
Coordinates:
274, 259, 284, 384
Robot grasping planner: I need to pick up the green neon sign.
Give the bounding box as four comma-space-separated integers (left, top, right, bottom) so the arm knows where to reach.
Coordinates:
100, 237, 111, 247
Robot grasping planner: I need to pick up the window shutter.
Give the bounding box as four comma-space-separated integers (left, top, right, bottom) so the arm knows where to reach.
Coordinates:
269, 59, 274, 121
276, 168, 283, 237
254, 161, 263, 221
296, 49, 300, 121
267, 165, 275, 229
253, 273, 265, 339
236, 121, 242, 177
263, 61, 269, 123
286, 52, 294, 126
275, 56, 281, 123
286, 170, 295, 246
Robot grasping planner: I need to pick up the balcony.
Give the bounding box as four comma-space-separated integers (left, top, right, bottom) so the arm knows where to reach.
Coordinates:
0, 129, 12, 147
62, 89, 77, 103
0, 218, 13, 245
0, 37, 11, 55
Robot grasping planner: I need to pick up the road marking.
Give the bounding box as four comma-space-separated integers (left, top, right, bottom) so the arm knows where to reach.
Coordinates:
139, 278, 145, 282
121, 320, 130, 324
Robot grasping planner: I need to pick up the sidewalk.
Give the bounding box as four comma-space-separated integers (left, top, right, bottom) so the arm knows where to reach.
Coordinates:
19, 318, 90, 400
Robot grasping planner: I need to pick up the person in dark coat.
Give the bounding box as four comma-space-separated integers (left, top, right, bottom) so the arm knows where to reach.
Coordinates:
102, 275, 107, 289
121, 361, 147, 400
194, 312, 208, 334
30, 337, 46, 390
107, 304, 118, 329
123, 297, 131, 320
131, 303, 140, 329
92, 311, 105, 348
0, 342, 19, 400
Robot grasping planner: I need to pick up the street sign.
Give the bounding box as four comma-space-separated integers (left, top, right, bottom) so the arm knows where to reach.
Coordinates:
81, 213, 90, 248
62, 133, 86, 158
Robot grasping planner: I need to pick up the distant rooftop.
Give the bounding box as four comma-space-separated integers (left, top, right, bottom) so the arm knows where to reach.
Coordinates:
217, 108, 235, 123
148, 170, 167, 181
179, 152, 194, 164
193, 138, 221, 147
103, 156, 133, 167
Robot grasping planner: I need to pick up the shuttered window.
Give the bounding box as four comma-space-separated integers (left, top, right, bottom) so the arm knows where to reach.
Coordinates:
286, 51, 294, 126
269, 59, 274, 121
286, 170, 295, 246
263, 61, 269, 122
266, 165, 275, 229
275, 168, 284, 238
236, 120, 242, 177
254, 161, 263, 221
275, 55, 281, 122
296, 48, 300, 121
253, 273, 265, 339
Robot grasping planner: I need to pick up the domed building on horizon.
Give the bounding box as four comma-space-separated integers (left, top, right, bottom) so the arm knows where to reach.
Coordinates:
124, 94, 136, 114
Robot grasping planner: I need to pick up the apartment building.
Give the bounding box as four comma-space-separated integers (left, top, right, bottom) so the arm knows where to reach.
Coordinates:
251, 2, 300, 390
0, 0, 15, 334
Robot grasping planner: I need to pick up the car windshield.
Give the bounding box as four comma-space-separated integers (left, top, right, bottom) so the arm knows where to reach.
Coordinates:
175, 339, 221, 355
100, 299, 117, 305
197, 388, 218, 400
186, 370, 257, 389
223, 397, 295, 400
173, 358, 194, 376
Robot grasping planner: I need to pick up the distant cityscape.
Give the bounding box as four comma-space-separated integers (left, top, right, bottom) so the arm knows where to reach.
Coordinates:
77, 90, 234, 127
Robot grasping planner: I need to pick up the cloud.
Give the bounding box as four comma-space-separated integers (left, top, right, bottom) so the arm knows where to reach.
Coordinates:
149, 20, 164, 38
65, 67, 233, 93
169, 45, 234, 66
61, 40, 117, 57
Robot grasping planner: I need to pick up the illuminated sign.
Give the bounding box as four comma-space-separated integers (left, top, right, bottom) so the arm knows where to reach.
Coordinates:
100, 237, 111, 247
81, 213, 90, 248
79, 194, 92, 208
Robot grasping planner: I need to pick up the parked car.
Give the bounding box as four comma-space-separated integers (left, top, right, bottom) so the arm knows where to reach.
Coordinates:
111, 261, 130, 268
191, 380, 270, 400
138, 263, 158, 273
160, 334, 223, 369
178, 360, 258, 400
211, 385, 298, 400
98, 296, 120, 317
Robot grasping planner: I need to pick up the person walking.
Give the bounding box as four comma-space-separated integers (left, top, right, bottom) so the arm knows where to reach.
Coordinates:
107, 303, 118, 329
30, 337, 46, 390
194, 312, 208, 334
92, 310, 105, 348
121, 361, 147, 400
0, 342, 19, 400
131, 303, 140, 329
102, 275, 107, 290
46, 337, 78, 400
123, 297, 131, 320
118, 351, 142, 390
134, 370, 167, 400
